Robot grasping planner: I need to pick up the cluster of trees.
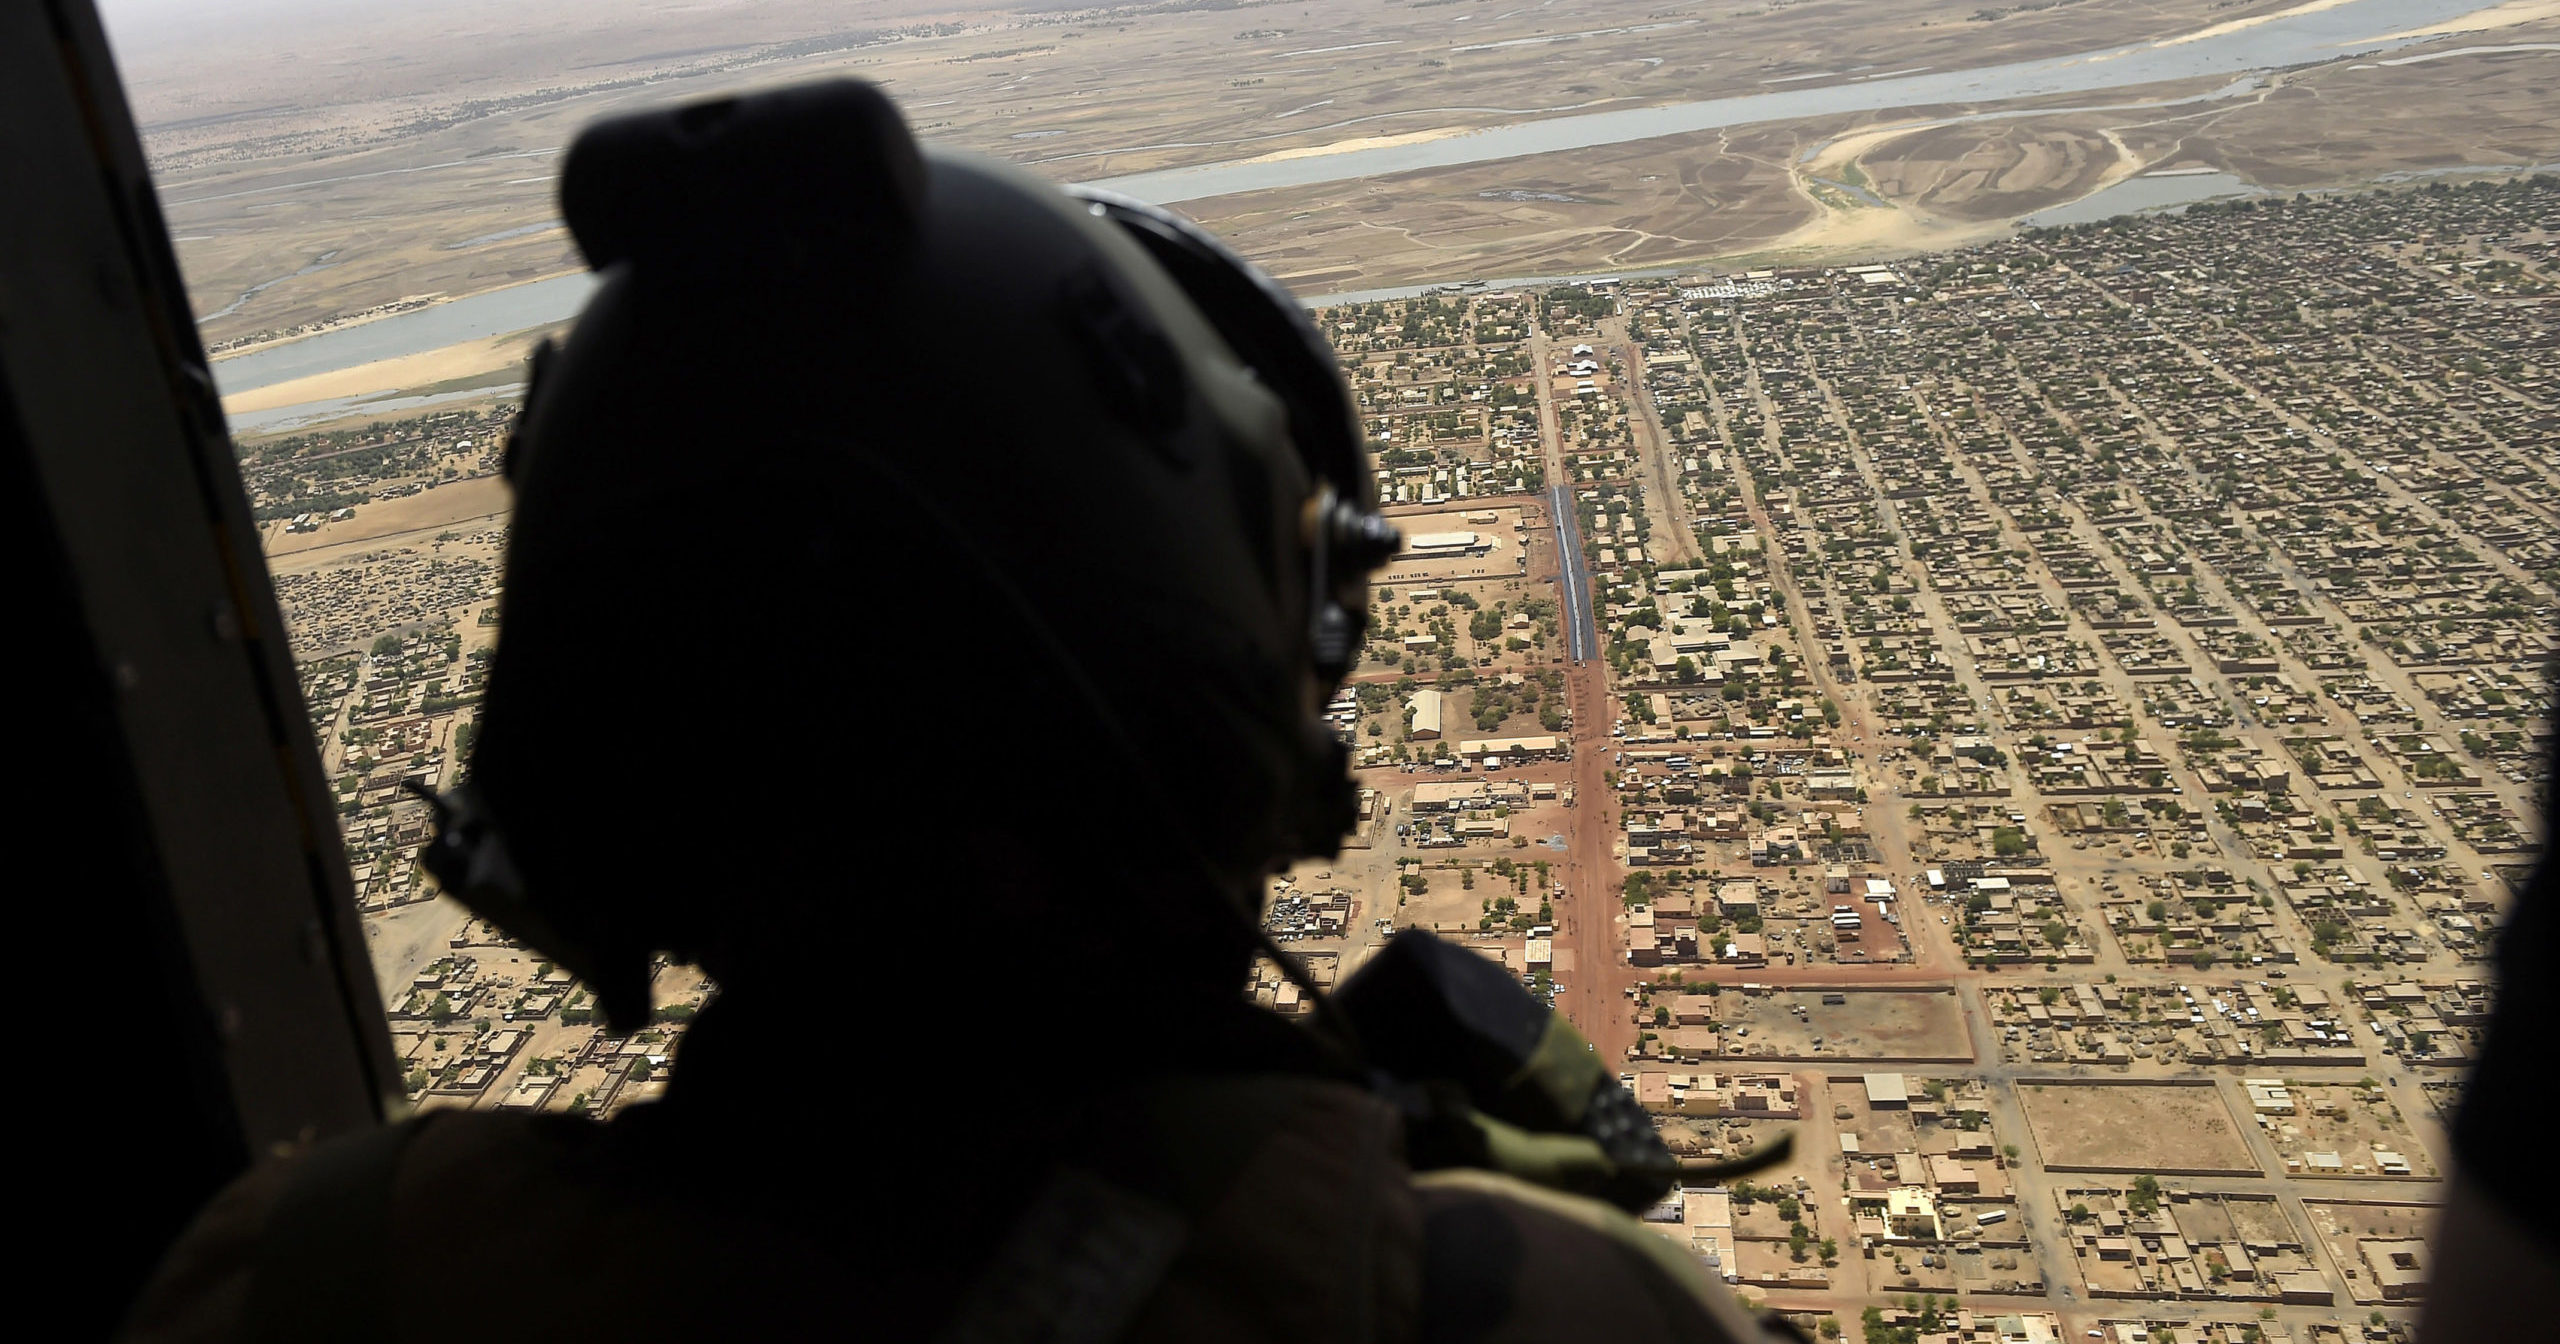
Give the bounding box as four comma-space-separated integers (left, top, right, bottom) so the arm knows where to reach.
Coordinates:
1858, 1295, 1948, 1344
1468, 669, 1565, 732
1488, 856, 1548, 896
1478, 893, 1533, 934
1540, 288, 1615, 324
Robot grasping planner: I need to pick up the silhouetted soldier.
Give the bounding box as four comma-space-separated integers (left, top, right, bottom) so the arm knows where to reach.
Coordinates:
2419, 723, 2557, 1341
126, 82, 1797, 1343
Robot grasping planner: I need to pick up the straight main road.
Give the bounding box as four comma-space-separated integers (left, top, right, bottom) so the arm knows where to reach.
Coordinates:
1549, 481, 1598, 662
1531, 313, 1636, 1065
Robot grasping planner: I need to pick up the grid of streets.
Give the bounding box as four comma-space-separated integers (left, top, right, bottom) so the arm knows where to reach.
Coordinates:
257, 178, 2554, 1344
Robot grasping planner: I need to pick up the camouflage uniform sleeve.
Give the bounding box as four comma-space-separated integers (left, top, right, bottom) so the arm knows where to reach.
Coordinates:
1411, 1169, 1794, 1344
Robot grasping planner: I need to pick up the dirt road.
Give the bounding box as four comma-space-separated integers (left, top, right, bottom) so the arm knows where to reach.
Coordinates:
1531, 313, 1640, 1066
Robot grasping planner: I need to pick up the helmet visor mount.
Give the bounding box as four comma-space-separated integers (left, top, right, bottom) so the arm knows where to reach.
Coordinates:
1066, 188, 1401, 694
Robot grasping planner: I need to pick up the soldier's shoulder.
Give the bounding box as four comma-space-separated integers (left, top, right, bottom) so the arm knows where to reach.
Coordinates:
1410, 1168, 1793, 1344
119, 1110, 724, 1344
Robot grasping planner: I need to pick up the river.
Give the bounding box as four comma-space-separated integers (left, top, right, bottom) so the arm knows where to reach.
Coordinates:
209, 0, 2508, 405
2019, 171, 2265, 228
1081, 0, 2493, 203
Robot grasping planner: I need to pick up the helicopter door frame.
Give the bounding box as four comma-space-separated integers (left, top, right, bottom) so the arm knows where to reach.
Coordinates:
2, 0, 403, 1319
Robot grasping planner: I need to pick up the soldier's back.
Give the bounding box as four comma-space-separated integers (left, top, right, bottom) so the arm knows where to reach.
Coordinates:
128, 1068, 1775, 1343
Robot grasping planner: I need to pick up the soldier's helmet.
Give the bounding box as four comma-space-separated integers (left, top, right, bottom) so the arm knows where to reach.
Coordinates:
428, 81, 1398, 1030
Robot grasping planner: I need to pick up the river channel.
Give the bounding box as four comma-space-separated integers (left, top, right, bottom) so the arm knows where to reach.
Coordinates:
208, 0, 2506, 405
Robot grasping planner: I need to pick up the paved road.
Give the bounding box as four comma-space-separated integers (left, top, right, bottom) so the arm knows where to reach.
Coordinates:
1549, 481, 1599, 663
1520, 311, 1637, 1065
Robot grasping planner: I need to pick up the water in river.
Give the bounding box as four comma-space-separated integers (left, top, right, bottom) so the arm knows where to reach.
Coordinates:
210, 0, 2507, 415
1084, 0, 2493, 203
2019, 171, 2265, 228
213, 273, 595, 397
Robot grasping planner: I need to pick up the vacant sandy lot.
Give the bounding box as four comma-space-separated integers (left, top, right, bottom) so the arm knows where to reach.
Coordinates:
264, 473, 512, 566
1720, 988, 1973, 1062
1396, 864, 1498, 935
2020, 1081, 2257, 1173
2173, 1193, 2301, 1247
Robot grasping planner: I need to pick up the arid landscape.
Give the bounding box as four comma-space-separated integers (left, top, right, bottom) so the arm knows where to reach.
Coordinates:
98, 3, 2554, 1339
101, 0, 2560, 397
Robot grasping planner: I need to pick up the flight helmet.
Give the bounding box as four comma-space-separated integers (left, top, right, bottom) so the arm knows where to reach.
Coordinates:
423, 81, 1398, 1031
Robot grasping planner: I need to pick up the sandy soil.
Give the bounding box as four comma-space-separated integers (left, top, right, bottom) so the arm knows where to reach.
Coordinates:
2371, 0, 2560, 40
1234, 126, 1483, 168
2128, 40, 2560, 188
1399, 865, 1494, 935
2266, 1086, 2439, 1177
264, 473, 512, 566
1723, 989, 1976, 1060
126, 0, 2309, 345
2020, 1082, 2258, 1173
1856, 122, 2128, 223
1194, 120, 1829, 291
222, 328, 549, 414
2151, 0, 2370, 49
135, 0, 2560, 382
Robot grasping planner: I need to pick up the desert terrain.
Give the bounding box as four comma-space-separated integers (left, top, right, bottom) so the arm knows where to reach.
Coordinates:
99, 0, 2557, 395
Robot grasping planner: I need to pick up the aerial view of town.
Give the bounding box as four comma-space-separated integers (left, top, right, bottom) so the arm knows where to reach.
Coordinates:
102, 0, 2553, 1338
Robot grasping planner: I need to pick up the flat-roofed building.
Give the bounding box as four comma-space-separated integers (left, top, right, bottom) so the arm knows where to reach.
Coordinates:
1405, 531, 1492, 558
1410, 780, 1489, 812
1881, 1187, 1941, 1240
2360, 1238, 2429, 1300
1926, 1155, 1978, 1193
1457, 733, 1563, 761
